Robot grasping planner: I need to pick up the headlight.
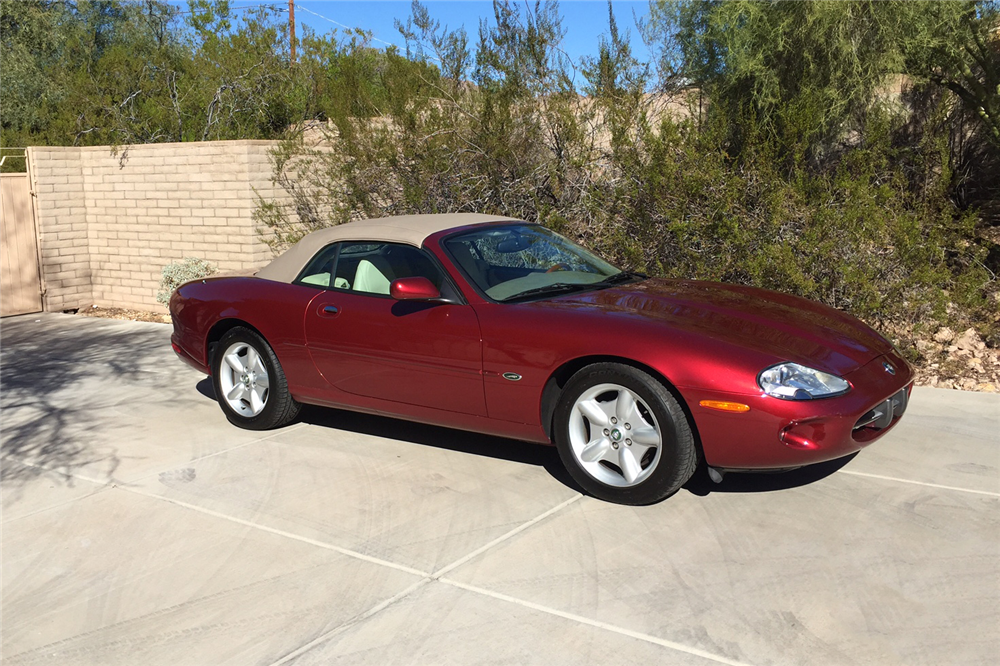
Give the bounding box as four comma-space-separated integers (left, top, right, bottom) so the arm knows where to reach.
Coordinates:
757, 362, 850, 400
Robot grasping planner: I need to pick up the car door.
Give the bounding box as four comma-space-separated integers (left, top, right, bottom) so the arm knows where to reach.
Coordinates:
302, 241, 488, 416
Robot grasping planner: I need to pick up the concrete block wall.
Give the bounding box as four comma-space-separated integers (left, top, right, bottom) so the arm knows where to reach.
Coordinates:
26, 147, 92, 311
27, 141, 286, 312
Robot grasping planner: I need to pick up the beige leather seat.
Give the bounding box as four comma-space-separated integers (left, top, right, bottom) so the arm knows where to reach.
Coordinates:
353, 256, 394, 294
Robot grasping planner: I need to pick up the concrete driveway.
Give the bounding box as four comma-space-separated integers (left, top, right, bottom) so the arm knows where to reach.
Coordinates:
2, 313, 997, 666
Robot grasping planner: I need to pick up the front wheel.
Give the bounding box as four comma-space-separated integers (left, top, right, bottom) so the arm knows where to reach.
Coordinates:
212, 326, 300, 430
554, 363, 697, 505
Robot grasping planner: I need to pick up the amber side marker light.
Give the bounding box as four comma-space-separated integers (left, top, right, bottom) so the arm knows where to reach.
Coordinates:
699, 400, 751, 413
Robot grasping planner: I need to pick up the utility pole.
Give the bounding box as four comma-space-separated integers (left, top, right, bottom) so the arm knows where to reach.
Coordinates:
288, 0, 296, 65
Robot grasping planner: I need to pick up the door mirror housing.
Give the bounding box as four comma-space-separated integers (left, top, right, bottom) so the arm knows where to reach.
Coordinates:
390, 277, 442, 301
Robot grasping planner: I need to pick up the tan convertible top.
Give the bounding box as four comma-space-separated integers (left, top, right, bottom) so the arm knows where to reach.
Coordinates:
255, 213, 519, 283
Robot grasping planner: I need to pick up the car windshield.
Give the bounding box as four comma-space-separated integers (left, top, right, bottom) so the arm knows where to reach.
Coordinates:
443, 225, 628, 302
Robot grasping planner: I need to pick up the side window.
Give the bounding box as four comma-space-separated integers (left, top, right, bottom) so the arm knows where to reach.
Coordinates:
334, 242, 455, 298
333, 243, 384, 293
294, 244, 340, 289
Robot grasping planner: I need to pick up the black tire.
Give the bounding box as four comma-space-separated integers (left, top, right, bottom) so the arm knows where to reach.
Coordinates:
212, 326, 300, 430
553, 363, 697, 505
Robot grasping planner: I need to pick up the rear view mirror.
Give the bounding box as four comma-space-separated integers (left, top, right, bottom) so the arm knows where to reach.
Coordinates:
390, 277, 442, 301
496, 233, 532, 253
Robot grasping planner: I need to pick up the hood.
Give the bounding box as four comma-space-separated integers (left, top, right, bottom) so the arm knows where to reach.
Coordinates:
554, 278, 892, 376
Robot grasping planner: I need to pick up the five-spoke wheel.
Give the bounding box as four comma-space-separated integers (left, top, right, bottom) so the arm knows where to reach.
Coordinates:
555, 363, 696, 505
212, 327, 300, 430
568, 383, 662, 487
218, 341, 270, 416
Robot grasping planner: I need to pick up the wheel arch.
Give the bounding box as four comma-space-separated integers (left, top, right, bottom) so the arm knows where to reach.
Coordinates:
539, 356, 703, 459
205, 318, 266, 371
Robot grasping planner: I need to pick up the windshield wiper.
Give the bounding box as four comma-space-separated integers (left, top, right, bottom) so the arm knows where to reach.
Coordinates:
502, 282, 594, 303
503, 271, 647, 303
595, 270, 647, 286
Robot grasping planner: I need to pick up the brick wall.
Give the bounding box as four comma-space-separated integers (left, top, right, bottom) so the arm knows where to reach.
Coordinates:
27, 140, 286, 312
27, 147, 91, 311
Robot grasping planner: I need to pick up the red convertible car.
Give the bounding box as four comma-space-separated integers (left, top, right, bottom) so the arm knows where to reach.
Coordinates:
170, 213, 913, 504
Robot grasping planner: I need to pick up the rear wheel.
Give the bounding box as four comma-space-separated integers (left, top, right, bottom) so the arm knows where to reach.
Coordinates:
212, 327, 300, 430
554, 363, 696, 505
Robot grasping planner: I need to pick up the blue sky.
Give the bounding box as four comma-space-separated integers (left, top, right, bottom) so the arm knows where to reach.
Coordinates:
222, 1, 654, 66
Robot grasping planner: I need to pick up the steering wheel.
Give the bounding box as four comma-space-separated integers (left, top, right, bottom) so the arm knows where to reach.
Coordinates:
546, 262, 572, 273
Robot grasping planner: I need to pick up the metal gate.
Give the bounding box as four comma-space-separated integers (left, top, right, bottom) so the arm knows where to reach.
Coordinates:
1, 172, 43, 316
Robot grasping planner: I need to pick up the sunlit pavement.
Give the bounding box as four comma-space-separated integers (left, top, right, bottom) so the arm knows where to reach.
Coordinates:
2, 313, 998, 666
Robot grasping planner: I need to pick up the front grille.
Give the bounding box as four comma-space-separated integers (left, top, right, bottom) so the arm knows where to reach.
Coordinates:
853, 388, 908, 440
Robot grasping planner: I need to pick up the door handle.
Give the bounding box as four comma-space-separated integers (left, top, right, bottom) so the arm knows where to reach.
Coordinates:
321, 305, 339, 316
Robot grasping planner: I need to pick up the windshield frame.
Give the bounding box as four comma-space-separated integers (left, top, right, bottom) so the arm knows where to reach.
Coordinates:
440, 223, 630, 304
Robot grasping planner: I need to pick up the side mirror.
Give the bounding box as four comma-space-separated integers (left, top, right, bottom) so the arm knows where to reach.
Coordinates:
390, 276, 442, 301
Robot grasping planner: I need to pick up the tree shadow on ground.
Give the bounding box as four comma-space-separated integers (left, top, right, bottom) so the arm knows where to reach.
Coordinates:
1, 316, 170, 492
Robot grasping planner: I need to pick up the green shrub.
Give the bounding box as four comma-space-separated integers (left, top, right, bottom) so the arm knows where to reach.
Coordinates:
156, 258, 216, 306
255, 1, 998, 349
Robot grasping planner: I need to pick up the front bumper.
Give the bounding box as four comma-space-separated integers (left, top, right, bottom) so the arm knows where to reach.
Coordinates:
687, 349, 914, 469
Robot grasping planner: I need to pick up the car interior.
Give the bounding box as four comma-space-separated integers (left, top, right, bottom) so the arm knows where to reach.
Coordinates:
447, 238, 541, 290
296, 242, 458, 300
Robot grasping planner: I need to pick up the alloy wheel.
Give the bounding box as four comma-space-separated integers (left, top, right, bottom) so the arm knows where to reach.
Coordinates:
218, 341, 270, 416
567, 383, 663, 487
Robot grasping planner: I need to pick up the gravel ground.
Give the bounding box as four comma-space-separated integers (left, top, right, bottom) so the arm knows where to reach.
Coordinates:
911, 326, 999, 393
